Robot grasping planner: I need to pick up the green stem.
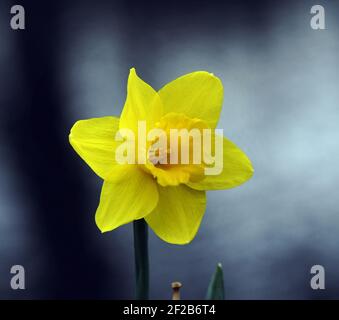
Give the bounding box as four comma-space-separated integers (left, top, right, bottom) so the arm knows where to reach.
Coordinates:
133, 219, 149, 300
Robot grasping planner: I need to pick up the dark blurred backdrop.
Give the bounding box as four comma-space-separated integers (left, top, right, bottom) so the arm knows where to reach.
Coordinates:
0, 0, 339, 299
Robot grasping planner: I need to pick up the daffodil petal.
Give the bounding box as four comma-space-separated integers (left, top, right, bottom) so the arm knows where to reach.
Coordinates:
186, 137, 254, 190
120, 68, 163, 132
145, 185, 206, 244
69, 116, 124, 181
158, 71, 223, 128
95, 166, 158, 232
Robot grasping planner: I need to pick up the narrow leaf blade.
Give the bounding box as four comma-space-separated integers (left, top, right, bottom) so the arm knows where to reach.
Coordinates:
206, 263, 225, 300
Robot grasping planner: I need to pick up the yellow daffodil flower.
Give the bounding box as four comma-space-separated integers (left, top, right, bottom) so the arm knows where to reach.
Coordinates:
69, 68, 253, 244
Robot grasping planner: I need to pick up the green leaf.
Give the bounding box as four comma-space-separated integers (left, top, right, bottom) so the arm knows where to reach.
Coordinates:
206, 263, 225, 300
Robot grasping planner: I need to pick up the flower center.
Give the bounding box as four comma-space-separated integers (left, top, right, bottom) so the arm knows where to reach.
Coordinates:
143, 112, 208, 186
148, 145, 170, 165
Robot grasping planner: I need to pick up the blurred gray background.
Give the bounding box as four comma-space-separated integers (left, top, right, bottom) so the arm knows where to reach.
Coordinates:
0, 0, 339, 299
